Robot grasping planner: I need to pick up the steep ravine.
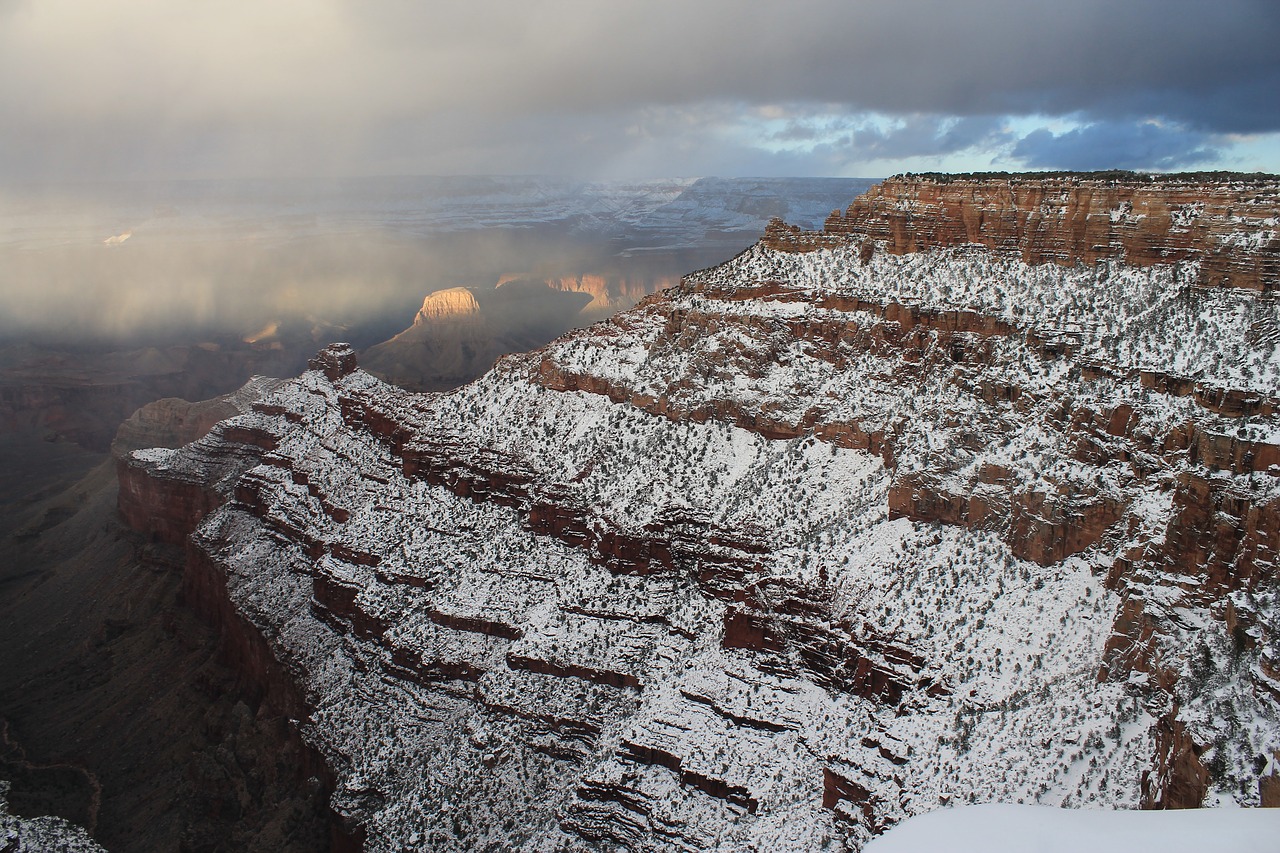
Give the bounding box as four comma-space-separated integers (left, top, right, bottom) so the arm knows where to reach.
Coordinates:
117, 174, 1280, 851
0, 386, 354, 851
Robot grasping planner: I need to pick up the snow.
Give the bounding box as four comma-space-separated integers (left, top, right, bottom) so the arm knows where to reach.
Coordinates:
130, 446, 176, 464
864, 803, 1280, 853
690, 241, 1280, 393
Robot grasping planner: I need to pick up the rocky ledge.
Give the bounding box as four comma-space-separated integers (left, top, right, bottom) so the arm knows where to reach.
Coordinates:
767, 172, 1280, 293
118, 175, 1279, 851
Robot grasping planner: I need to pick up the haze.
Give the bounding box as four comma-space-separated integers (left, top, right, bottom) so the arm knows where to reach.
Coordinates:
0, 1, 1275, 370
0, 175, 844, 348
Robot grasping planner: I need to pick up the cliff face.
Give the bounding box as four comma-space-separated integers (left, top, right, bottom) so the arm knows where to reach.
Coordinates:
811, 175, 1280, 292
118, 176, 1280, 851
546, 272, 680, 317
0, 342, 305, 452
0, 373, 348, 852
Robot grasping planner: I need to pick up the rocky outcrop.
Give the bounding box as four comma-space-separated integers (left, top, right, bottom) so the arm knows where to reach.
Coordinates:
115, 424, 269, 545
546, 273, 679, 317
111, 375, 285, 459
111, 396, 242, 460
1142, 715, 1212, 809
760, 217, 848, 254
114, 355, 372, 850
0, 779, 104, 853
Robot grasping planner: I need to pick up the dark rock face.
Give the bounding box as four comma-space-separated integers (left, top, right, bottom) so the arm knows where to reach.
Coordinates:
0, 342, 304, 453
308, 344, 360, 383
115, 176, 1280, 851
0, 462, 339, 851
0, 375, 365, 852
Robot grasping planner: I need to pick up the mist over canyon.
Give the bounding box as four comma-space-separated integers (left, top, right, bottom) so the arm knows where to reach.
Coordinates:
5, 0, 1280, 848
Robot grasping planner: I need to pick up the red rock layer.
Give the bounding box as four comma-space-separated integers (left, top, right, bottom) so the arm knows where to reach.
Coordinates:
820, 176, 1280, 291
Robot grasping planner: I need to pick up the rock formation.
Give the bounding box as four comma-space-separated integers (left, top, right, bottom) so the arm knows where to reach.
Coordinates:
360, 267, 687, 394
110, 375, 285, 458
118, 174, 1280, 851
360, 282, 593, 392
821, 173, 1279, 292
0, 341, 305, 453
545, 273, 681, 318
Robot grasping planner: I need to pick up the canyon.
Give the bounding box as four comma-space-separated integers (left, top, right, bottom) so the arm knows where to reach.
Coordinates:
113, 173, 1280, 850
0, 175, 874, 850
358, 271, 692, 394
0, 176, 867, 453
0, 378, 346, 852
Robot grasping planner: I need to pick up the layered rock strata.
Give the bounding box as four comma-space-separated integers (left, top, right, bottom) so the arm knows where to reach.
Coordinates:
119, 175, 1280, 851
818, 173, 1280, 292
0, 374, 355, 851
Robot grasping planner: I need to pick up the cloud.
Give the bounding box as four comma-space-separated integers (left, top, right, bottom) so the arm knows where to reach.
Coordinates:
844, 116, 1014, 161
0, 0, 1276, 179
1011, 121, 1223, 171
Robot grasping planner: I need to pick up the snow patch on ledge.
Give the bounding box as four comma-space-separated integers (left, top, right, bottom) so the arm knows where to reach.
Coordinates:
864, 803, 1280, 853
130, 446, 177, 465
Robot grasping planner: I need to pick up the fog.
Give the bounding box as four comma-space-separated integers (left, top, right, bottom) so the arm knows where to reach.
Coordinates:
0, 178, 752, 351
0, 175, 779, 454
2, 232, 424, 346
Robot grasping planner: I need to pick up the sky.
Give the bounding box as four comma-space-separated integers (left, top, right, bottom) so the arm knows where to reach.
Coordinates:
1, 0, 1278, 182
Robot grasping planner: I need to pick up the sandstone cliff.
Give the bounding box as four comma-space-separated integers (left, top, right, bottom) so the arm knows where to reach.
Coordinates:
360, 282, 593, 392
545, 272, 680, 317
815, 173, 1279, 292
118, 175, 1280, 851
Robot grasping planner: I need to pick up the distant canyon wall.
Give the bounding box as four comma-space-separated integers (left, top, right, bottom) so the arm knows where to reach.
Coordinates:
760, 174, 1280, 293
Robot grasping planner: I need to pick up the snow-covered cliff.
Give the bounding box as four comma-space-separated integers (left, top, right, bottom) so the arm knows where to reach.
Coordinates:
119, 174, 1280, 851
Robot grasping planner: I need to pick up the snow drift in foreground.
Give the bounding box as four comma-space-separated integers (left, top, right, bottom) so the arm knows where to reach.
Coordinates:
864, 803, 1280, 853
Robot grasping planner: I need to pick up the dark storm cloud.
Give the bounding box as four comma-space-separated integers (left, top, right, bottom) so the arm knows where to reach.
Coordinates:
0, 0, 1276, 179
1012, 121, 1223, 172
844, 116, 1014, 161
338, 0, 1279, 130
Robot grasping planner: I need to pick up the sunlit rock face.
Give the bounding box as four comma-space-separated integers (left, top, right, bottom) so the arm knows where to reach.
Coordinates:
360, 271, 682, 393
544, 273, 682, 319
360, 282, 593, 392
119, 175, 1280, 851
